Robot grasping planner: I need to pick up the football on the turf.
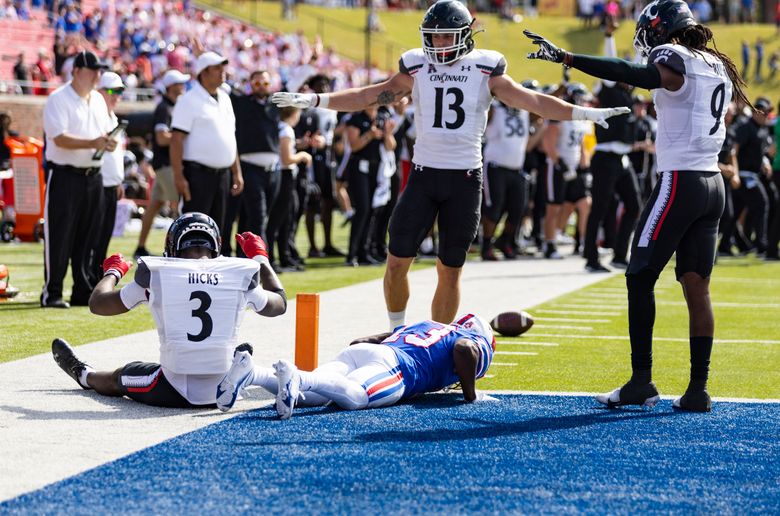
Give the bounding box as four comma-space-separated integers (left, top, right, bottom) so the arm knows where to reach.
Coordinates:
490, 311, 534, 337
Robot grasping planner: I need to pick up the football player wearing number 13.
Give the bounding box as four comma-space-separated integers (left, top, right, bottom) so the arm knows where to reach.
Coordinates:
51, 212, 288, 408
525, 0, 753, 412
271, 0, 629, 331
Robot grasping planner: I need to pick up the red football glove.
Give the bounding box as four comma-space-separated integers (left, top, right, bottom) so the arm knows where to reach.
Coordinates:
102, 253, 133, 282
235, 232, 269, 260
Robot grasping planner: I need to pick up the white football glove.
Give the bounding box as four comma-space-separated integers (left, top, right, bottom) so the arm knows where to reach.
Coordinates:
270, 92, 318, 109
473, 392, 499, 403
572, 105, 631, 129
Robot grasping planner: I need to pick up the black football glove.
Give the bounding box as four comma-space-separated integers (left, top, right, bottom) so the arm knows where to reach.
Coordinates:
524, 29, 567, 63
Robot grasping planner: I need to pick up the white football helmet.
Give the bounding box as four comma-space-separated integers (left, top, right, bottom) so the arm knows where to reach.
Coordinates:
453, 313, 496, 351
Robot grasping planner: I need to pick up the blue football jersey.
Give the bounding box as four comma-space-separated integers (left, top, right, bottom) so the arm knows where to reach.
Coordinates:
382, 320, 493, 398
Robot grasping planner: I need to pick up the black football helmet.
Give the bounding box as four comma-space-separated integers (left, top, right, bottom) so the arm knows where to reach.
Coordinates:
420, 0, 475, 65
521, 79, 540, 91
164, 212, 222, 258
633, 0, 696, 57
565, 82, 590, 105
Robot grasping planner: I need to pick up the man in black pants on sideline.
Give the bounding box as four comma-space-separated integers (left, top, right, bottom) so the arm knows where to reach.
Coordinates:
41, 51, 114, 308
582, 25, 642, 273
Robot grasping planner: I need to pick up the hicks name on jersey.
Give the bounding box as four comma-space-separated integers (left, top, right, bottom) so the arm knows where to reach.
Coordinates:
188, 272, 221, 286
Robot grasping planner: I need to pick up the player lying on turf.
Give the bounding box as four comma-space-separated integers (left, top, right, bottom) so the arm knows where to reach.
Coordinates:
51, 213, 287, 408
216, 314, 498, 418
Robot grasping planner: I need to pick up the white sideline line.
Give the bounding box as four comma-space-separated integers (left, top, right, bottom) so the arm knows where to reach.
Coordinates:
533, 324, 593, 331
477, 390, 780, 404
495, 351, 538, 356
535, 317, 612, 323
714, 277, 780, 284
577, 293, 626, 299
588, 288, 626, 293
490, 362, 517, 366
536, 309, 621, 316
496, 341, 559, 347
552, 303, 625, 309
658, 301, 780, 308
529, 333, 780, 345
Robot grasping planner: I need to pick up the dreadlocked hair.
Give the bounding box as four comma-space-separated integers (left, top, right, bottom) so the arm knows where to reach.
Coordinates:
671, 24, 753, 111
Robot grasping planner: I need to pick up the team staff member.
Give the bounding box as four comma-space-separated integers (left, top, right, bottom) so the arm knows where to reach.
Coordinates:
228, 70, 281, 256
768, 100, 780, 261
171, 52, 243, 235
732, 97, 773, 255
526, 0, 751, 411
134, 69, 191, 259
272, 0, 628, 329
41, 50, 114, 308
92, 72, 127, 284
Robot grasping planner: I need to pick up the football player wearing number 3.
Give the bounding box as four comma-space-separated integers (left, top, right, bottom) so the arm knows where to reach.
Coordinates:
216, 313, 497, 419
525, 0, 753, 412
51, 212, 288, 408
271, 0, 628, 331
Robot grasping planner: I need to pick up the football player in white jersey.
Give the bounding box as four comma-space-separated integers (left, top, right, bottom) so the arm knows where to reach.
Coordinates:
51, 212, 288, 408
272, 0, 628, 330
526, 0, 752, 412
541, 83, 592, 259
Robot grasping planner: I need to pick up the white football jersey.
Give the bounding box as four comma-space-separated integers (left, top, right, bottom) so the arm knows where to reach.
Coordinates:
400, 48, 507, 170
121, 256, 268, 375
316, 107, 338, 146
483, 100, 530, 170
650, 44, 733, 172
556, 119, 590, 171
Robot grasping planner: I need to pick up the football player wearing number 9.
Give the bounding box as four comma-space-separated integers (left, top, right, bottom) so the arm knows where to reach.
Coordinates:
271, 0, 628, 331
216, 313, 496, 419
51, 212, 288, 408
525, 0, 753, 412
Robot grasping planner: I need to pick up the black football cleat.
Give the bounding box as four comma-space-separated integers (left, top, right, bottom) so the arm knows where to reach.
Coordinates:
52, 338, 91, 389
673, 389, 712, 412
596, 380, 660, 409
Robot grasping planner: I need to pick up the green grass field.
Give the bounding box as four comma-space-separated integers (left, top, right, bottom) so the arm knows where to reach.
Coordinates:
480, 256, 780, 399
201, 0, 780, 99
0, 217, 432, 362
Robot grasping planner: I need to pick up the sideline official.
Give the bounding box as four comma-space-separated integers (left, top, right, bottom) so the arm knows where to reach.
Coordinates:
41, 50, 114, 308
170, 52, 243, 232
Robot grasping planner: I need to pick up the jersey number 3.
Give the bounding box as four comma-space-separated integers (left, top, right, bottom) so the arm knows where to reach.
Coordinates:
433, 87, 465, 129
188, 291, 213, 342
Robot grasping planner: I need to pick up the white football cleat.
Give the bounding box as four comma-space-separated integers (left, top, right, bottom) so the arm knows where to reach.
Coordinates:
595, 381, 660, 409
274, 359, 301, 420
216, 349, 254, 412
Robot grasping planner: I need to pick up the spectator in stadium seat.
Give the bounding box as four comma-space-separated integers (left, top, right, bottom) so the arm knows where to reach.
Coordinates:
91, 72, 127, 286
41, 50, 114, 309
170, 51, 243, 235
13, 53, 30, 94
134, 69, 191, 259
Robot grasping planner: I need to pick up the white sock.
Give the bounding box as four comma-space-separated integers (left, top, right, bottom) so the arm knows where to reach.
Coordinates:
79, 367, 94, 389
388, 310, 405, 331
249, 366, 277, 394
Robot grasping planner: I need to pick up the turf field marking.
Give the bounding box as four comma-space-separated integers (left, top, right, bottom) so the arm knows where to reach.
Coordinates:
490, 362, 518, 366
529, 333, 780, 344
496, 341, 559, 347
588, 288, 626, 293
495, 351, 539, 356
577, 293, 626, 298
550, 303, 625, 310
535, 317, 611, 323
533, 324, 593, 331
714, 277, 780, 284
658, 300, 780, 308
536, 309, 621, 316
479, 389, 780, 403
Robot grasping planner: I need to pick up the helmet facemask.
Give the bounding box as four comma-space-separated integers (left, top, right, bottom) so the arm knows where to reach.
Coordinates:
420, 24, 474, 65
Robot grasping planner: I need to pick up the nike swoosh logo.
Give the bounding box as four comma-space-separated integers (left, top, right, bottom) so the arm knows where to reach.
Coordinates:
216, 385, 226, 399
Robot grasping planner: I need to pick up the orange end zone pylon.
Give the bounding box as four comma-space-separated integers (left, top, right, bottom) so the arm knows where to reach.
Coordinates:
295, 293, 320, 371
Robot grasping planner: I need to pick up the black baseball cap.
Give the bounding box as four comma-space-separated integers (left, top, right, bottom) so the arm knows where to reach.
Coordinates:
73, 50, 108, 70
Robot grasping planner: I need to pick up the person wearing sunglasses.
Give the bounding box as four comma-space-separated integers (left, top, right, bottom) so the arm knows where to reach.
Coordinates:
92, 72, 127, 286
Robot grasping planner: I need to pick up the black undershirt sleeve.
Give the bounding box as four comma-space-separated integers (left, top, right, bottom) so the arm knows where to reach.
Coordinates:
569, 54, 663, 90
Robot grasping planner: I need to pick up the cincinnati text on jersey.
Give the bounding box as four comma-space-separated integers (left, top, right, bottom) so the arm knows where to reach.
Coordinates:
188, 272, 221, 285
428, 73, 469, 83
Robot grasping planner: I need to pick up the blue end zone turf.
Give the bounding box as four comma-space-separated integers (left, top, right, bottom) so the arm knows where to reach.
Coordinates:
3, 394, 779, 513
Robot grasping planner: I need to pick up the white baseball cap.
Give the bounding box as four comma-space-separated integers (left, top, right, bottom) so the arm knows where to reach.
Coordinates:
98, 71, 124, 90
161, 69, 191, 88
194, 51, 228, 76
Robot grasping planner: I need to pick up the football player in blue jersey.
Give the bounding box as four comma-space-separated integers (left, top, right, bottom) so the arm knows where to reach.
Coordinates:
216, 313, 498, 418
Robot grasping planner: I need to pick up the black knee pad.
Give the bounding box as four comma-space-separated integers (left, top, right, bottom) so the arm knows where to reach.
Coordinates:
626, 269, 659, 295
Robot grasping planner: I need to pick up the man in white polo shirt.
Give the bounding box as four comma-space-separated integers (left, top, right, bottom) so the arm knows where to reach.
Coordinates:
42, 50, 115, 309
170, 52, 243, 236
91, 71, 127, 284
